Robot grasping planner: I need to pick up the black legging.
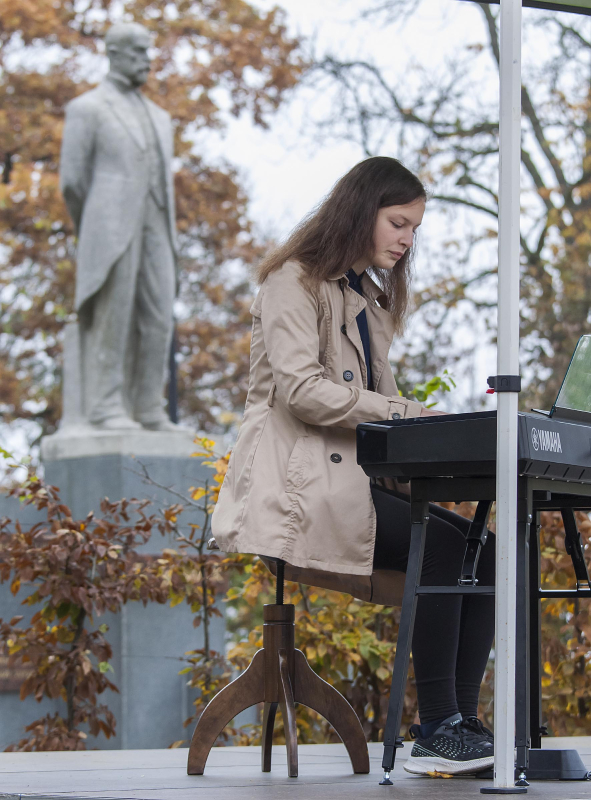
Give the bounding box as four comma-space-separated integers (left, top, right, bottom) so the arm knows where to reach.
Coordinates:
371, 484, 496, 724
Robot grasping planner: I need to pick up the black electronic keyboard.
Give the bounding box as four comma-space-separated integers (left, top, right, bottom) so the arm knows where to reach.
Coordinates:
357, 410, 591, 483
356, 409, 591, 784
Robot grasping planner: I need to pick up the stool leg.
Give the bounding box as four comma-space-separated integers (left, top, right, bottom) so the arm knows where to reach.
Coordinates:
276, 559, 285, 605
187, 649, 265, 774
279, 648, 298, 777
261, 702, 278, 772
293, 648, 370, 773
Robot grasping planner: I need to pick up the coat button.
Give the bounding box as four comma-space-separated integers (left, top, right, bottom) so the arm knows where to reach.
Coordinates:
330, 453, 342, 463
391, 412, 401, 419
340, 324, 347, 334
343, 370, 354, 382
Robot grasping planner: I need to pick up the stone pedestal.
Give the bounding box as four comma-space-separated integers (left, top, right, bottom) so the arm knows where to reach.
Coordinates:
41, 424, 199, 463
41, 427, 205, 553
0, 428, 228, 750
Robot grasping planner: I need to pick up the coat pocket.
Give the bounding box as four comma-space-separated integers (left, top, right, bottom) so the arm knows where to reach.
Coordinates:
285, 436, 310, 493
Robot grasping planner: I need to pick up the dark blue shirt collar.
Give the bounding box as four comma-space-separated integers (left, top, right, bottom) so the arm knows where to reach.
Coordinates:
346, 268, 365, 289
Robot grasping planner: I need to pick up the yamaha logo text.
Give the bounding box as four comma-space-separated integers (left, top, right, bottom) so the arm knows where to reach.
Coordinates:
531, 427, 562, 454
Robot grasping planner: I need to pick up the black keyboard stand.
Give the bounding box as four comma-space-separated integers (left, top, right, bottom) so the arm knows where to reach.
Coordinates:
459, 500, 493, 585
380, 475, 591, 790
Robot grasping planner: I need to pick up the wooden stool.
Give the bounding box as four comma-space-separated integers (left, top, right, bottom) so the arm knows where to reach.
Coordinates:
187, 559, 370, 777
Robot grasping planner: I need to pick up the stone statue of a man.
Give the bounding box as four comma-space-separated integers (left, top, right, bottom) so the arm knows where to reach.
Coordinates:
60, 22, 180, 432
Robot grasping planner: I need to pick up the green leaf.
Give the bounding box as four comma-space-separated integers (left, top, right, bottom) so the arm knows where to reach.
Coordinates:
411, 370, 456, 404
56, 601, 71, 620
359, 643, 370, 660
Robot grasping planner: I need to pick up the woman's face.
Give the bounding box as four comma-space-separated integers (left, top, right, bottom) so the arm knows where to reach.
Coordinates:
371, 198, 425, 270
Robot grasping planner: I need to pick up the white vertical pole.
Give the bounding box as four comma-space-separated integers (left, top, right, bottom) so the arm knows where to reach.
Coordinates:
493, 0, 522, 789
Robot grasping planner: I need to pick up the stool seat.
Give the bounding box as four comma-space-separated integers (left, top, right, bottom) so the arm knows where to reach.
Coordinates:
206, 538, 405, 606
260, 557, 406, 606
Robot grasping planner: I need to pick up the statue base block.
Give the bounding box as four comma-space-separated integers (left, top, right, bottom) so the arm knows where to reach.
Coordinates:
41, 424, 197, 462
41, 427, 205, 530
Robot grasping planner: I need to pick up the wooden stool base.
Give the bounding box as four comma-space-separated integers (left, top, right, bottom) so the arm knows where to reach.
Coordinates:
187, 603, 370, 777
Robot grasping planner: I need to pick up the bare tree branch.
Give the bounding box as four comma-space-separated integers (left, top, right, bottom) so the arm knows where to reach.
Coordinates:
521, 85, 571, 201
480, 4, 500, 66
520, 148, 557, 214
432, 194, 498, 217
316, 57, 498, 140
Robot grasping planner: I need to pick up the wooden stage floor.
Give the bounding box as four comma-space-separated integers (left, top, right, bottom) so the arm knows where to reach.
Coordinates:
2, 738, 591, 800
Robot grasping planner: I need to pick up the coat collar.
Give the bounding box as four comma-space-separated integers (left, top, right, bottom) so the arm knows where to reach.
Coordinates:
329, 269, 389, 308
102, 78, 146, 151
333, 270, 390, 327
101, 78, 169, 165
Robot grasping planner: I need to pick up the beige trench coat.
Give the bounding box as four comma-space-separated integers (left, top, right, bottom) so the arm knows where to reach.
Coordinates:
211, 260, 428, 577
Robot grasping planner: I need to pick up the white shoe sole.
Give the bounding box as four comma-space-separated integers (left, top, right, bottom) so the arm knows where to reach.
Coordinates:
404, 754, 494, 776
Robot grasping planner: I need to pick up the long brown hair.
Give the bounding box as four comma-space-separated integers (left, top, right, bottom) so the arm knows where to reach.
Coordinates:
256, 157, 426, 334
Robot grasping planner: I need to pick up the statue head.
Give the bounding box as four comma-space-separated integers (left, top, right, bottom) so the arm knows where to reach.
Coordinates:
105, 22, 152, 88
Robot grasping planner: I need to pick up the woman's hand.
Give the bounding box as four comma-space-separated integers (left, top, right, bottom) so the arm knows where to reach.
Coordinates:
420, 407, 448, 417
380, 477, 411, 495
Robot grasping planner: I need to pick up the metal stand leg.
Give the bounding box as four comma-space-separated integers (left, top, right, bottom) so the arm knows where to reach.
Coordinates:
525, 504, 590, 782
380, 495, 429, 786
515, 479, 531, 786
529, 511, 543, 750
459, 500, 493, 585
562, 508, 591, 589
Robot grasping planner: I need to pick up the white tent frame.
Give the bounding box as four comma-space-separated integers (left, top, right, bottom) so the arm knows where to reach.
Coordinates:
489, 0, 523, 790
484, 0, 591, 790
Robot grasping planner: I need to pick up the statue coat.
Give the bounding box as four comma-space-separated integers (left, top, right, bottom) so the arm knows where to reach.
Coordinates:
60, 79, 177, 313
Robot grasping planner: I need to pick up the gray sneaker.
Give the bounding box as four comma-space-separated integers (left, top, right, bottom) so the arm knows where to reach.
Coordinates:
404, 713, 494, 776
